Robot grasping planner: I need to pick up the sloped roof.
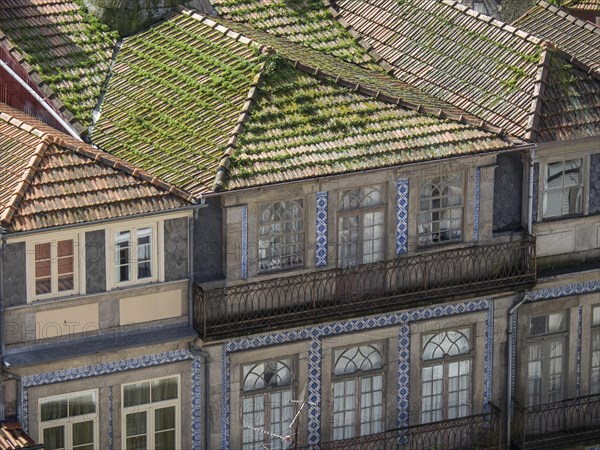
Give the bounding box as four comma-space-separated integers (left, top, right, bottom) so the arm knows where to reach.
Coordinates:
211, 0, 380, 70
0, 421, 42, 450
0, 0, 117, 131
564, 0, 600, 10
0, 103, 192, 233
227, 59, 512, 189
514, 1, 600, 71
91, 10, 512, 192
91, 12, 265, 195
331, 0, 600, 141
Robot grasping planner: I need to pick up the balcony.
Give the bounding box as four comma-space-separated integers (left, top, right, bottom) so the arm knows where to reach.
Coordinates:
512, 394, 600, 449
195, 235, 536, 339
306, 405, 502, 449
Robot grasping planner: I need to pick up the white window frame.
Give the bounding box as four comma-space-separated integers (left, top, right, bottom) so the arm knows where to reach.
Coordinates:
38, 389, 98, 450
337, 186, 386, 268
258, 199, 305, 273
240, 358, 295, 450
121, 375, 181, 450
418, 174, 464, 246
541, 158, 585, 219
331, 342, 385, 440
420, 328, 472, 424
107, 221, 159, 288
26, 233, 80, 301
526, 311, 568, 406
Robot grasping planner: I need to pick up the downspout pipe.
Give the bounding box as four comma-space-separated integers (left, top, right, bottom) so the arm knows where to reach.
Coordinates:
0, 234, 6, 359
188, 214, 194, 329
506, 293, 528, 448
0, 59, 82, 141
527, 147, 537, 235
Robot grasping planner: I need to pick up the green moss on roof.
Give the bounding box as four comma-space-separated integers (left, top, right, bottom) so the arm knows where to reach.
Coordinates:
212, 0, 380, 70
91, 13, 264, 195
0, 0, 118, 127
227, 60, 511, 189
536, 51, 600, 141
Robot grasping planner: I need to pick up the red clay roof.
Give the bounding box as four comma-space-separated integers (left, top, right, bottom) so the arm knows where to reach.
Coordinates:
0, 421, 41, 450
0, 103, 192, 232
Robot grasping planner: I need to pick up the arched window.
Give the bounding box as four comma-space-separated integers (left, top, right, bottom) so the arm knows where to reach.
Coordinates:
259, 200, 304, 272
332, 344, 384, 440
421, 329, 471, 423
418, 176, 463, 245
242, 360, 294, 450
338, 187, 385, 268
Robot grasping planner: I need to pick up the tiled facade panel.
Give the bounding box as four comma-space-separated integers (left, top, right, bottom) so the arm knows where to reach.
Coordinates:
164, 217, 189, 281
493, 153, 523, 232
315, 191, 328, 267
589, 153, 600, 215
2, 242, 26, 306
85, 230, 106, 294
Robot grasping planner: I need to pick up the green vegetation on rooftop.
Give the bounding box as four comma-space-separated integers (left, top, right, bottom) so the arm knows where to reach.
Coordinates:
227, 60, 509, 189
212, 0, 380, 70
91, 13, 264, 195
0, 0, 118, 127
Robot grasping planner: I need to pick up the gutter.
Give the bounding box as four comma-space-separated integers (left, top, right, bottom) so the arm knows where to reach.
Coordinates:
188, 214, 195, 329
0, 59, 82, 141
506, 293, 528, 448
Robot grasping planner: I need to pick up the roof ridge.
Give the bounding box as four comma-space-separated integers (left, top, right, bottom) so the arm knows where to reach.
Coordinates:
0, 107, 195, 206
212, 70, 265, 191
439, 0, 544, 45
525, 47, 552, 141
0, 31, 85, 135
287, 58, 507, 136
324, 0, 394, 72
179, 7, 274, 53
534, 0, 600, 32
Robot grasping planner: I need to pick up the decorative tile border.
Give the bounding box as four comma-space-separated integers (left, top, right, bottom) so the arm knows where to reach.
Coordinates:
577, 306, 583, 397
108, 386, 113, 450
473, 168, 481, 242
222, 298, 493, 448
20, 349, 200, 450
315, 191, 328, 267
510, 308, 518, 421
307, 338, 322, 445
396, 178, 409, 254
192, 356, 202, 450
525, 280, 600, 302
483, 305, 494, 410
241, 205, 248, 279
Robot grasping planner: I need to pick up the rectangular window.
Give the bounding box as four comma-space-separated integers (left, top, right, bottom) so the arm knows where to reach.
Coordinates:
39, 390, 97, 450
418, 175, 463, 245
527, 312, 567, 406
122, 376, 180, 450
34, 239, 75, 298
259, 200, 304, 272
543, 159, 583, 218
114, 227, 154, 284
592, 306, 600, 394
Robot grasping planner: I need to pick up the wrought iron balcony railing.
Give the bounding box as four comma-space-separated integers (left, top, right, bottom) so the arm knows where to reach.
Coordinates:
195, 235, 535, 338
305, 404, 501, 450
513, 393, 600, 449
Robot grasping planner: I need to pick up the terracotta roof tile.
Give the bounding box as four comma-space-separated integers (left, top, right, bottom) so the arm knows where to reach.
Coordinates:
0, 103, 191, 232
0, 0, 118, 129
564, 0, 600, 10
0, 421, 41, 449
331, 0, 600, 141
514, 1, 600, 71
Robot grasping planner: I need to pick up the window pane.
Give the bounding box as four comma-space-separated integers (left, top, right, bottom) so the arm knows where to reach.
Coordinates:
124, 382, 150, 407
242, 395, 265, 449
72, 421, 94, 448
36, 278, 52, 295
41, 398, 68, 421
69, 392, 96, 417
155, 406, 176, 450
593, 306, 600, 327
57, 240, 73, 258
592, 331, 600, 394
35, 242, 52, 295
419, 176, 463, 245
43, 426, 65, 450
126, 411, 147, 437
259, 200, 304, 271
137, 228, 152, 279
152, 377, 178, 402
333, 380, 355, 440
